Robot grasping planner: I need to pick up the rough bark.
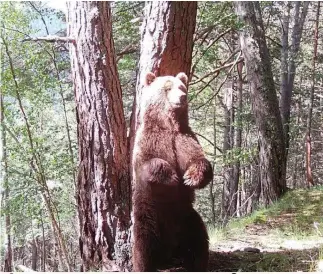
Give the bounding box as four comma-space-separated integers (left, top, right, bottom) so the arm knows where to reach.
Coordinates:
67, 2, 131, 271
235, 1, 286, 205
129, 1, 197, 176
305, 2, 320, 187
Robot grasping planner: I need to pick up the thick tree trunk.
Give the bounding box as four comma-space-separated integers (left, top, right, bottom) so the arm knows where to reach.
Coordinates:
235, 1, 286, 205
67, 2, 131, 271
137, 1, 197, 78
305, 2, 320, 188
129, 1, 197, 174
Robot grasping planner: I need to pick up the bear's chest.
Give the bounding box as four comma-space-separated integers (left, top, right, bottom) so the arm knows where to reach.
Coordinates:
143, 130, 178, 165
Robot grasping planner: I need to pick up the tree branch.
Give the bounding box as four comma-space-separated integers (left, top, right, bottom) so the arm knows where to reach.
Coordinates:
22, 35, 75, 43
195, 132, 223, 154
191, 51, 242, 86
193, 51, 242, 110
116, 44, 139, 63
191, 28, 233, 77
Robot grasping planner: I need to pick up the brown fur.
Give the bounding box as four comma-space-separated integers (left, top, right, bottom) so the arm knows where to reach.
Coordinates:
132, 73, 213, 272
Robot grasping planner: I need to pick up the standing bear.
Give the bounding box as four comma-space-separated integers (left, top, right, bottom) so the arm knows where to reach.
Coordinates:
132, 72, 213, 272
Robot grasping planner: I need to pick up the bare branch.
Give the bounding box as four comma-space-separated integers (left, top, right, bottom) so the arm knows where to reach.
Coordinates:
195, 132, 223, 154
191, 56, 243, 86
116, 44, 139, 63
22, 35, 75, 43
193, 51, 242, 110
265, 35, 282, 48
191, 28, 232, 77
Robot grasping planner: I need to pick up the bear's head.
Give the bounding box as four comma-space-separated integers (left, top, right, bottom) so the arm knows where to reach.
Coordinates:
139, 72, 189, 126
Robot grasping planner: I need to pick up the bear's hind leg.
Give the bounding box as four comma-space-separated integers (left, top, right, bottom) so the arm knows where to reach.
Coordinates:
133, 158, 176, 271
132, 230, 159, 272
179, 209, 209, 271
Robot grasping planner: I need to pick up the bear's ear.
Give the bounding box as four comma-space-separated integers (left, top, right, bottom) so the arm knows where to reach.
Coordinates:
176, 72, 188, 86
145, 72, 156, 86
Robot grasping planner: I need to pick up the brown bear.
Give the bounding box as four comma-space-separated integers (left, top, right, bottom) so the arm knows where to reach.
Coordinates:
132, 72, 213, 272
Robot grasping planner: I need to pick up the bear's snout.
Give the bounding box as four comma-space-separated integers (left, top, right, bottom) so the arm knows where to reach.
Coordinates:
168, 89, 187, 107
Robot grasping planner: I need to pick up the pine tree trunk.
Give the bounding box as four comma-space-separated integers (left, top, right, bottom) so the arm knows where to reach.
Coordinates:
67, 2, 131, 271
233, 63, 243, 216
280, 2, 309, 153
279, 1, 290, 132
235, 1, 286, 205
305, 2, 320, 188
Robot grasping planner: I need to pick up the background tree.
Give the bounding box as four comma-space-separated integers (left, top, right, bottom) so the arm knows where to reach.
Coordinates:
280, 2, 309, 153
235, 1, 286, 205
305, 2, 320, 187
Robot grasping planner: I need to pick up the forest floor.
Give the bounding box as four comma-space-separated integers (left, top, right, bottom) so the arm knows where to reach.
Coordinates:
207, 187, 323, 272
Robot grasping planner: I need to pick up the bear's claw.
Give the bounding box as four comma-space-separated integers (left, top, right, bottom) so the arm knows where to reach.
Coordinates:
183, 159, 212, 189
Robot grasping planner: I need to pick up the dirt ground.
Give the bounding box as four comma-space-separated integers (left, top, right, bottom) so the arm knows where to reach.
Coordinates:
207, 223, 322, 272
208, 248, 320, 272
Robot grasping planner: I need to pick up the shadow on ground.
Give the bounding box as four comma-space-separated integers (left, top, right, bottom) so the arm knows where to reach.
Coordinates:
208, 247, 320, 272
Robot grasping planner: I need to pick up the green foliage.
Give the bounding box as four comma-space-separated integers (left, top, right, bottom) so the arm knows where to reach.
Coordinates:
112, 2, 143, 123
1, 2, 77, 269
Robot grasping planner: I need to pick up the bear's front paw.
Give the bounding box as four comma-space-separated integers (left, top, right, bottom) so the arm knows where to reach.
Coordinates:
183, 159, 213, 189
140, 158, 179, 186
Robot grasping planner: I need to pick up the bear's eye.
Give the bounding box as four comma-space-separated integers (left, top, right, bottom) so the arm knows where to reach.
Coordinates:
164, 81, 173, 92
